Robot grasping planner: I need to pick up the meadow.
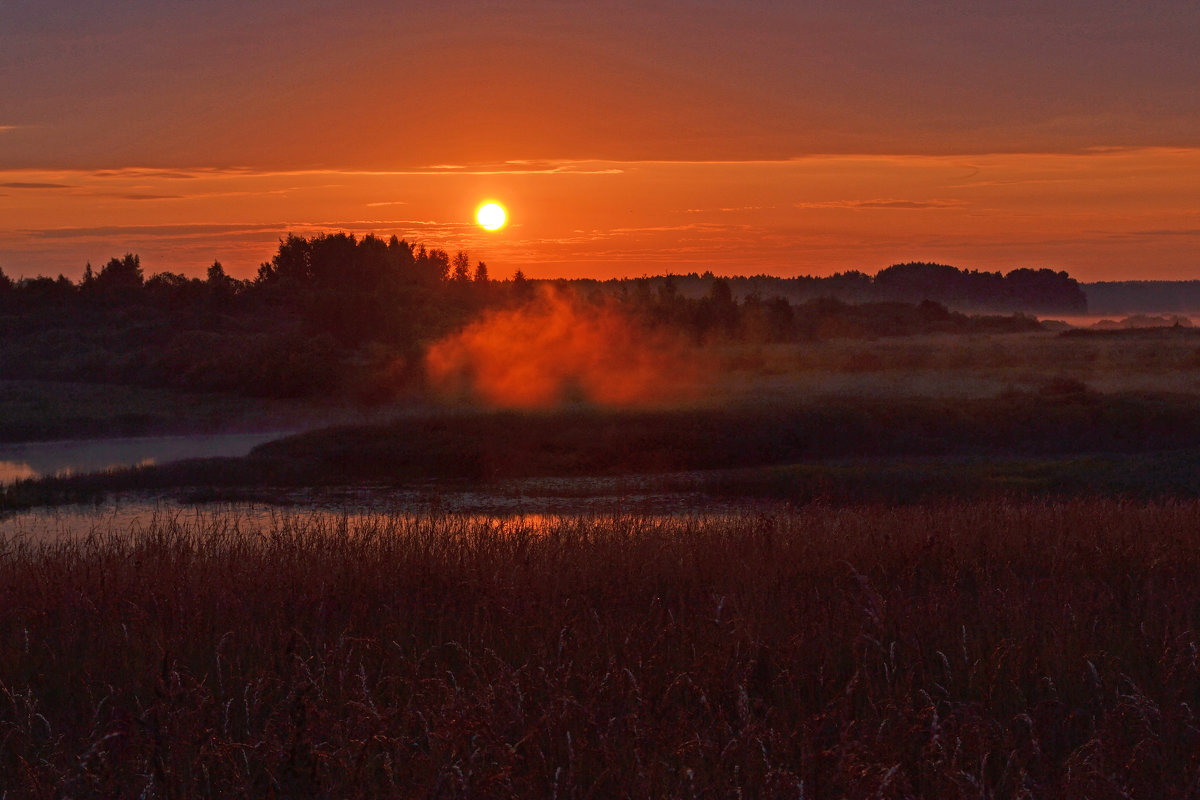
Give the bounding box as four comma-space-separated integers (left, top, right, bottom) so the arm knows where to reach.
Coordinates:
714, 324, 1200, 399
3, 502, 1200, 798
5, 325, 1200, 797
8, 327, 1200, 510
0, 379, 355, 444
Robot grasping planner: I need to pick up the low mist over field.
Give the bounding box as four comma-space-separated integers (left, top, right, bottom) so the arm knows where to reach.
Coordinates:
425, 287, 714, 407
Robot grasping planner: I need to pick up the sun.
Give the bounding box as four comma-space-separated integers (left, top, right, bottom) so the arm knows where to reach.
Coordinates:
476, 202, 507, 231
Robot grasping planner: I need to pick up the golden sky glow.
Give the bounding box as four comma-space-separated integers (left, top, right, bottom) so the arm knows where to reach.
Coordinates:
2, 2, 1198, 281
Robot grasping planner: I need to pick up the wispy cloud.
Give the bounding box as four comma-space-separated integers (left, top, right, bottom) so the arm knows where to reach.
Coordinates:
857, 199, 965, 209
607, 223, 746, 235
78, 163, 625, 179
795, 198, 967, 210
20, 219, 479, 241
1, 163, 625, 186
110, 193, 184, 201
0, 126, 16, 134
21, 223, 286, 240
417, 161, 624, 176
1115, 229, 1200, 239
1, 182, 72, 189
681, 206, 772, 214
90, 169, 204, 180
946, 177, 1080, 189
7, 148, 1200, 185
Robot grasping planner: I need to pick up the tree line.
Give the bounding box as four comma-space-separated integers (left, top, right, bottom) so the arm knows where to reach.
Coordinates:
590, 261, 1087, 315
0, 237, 1052, 400
0, 234, 512, 398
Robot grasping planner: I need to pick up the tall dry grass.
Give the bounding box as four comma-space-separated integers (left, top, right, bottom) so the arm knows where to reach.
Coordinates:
2, 501, 1200, 797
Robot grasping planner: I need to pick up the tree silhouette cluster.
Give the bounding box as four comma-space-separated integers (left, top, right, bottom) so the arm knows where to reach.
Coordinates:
0, 235, 500, 398
873, 262, 1087, 313
0, 240, 1053, 400
599, 262, 1087, 315
615, 276, 1040, 344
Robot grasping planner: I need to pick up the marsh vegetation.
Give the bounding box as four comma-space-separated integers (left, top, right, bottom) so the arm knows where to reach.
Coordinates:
4, 250, 1200, 796
4, 502, 1200, 797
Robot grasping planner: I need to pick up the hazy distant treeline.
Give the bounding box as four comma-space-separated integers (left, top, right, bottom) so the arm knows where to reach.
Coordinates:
0, 237, 1045, 400
595, 261, 1088, 314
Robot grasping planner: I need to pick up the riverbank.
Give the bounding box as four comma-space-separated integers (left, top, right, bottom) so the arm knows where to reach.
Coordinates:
6, 388, 1200, 512
0, 379, 398, 444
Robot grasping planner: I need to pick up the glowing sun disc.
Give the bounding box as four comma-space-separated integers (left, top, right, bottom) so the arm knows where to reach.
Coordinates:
476, 202, 507, 230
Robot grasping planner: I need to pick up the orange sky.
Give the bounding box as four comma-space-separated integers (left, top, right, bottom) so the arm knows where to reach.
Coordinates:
2, 2, 1198, 281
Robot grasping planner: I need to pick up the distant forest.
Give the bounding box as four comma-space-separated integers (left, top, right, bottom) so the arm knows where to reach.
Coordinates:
0, 235, 1072, 400
605, 262, 1087, 315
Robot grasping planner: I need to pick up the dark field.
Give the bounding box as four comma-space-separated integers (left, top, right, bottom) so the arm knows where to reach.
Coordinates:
4, 502, 1200, 797
5, 328, 1200, 797
0, 379, 354, 444
5, 384, 1200, 510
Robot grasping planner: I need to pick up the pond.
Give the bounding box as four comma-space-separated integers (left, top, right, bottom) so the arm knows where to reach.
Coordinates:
0, 431, 288, 484
0, 470, 753, 544
0, 494, 746, 546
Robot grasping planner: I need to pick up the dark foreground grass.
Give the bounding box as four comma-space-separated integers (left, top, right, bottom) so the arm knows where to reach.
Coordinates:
4, 501, 1200, 797
697, 450, 1200, 505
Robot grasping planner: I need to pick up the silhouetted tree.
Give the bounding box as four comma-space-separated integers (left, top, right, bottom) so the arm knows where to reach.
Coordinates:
415, 246, 451, 284
873, 261, 1086, 313
145, 271, 204, 315
383, 236, 421, 284
511, 269, 534, 301
1005, 268, 1087, 313
875, 262, 966, 305
17, 275, 76, 307
473, 261, 489, 284
704, 278, 738, 334
92, 254, 144, 298
765, 296, 795, 340
206, 260, 229, 285
255, 234, 311, 290
741, 293, 796, 342
451, 251, 471, 283
658, 274, 679, 304
144, 272, 192, 293
201, 260, 236, 307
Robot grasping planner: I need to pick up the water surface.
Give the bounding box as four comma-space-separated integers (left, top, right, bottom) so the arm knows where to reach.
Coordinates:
0, 481, 746, 544
0, 431, 287, 485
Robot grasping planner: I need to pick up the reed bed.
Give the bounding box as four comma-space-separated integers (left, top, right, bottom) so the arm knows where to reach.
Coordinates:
2, 500, 1200, 797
